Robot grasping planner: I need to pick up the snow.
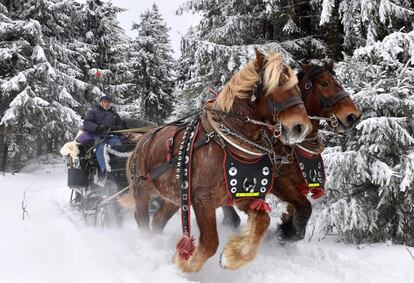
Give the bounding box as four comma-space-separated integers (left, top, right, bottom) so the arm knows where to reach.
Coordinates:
320, 0, 335, 25
1, 157, 413, 283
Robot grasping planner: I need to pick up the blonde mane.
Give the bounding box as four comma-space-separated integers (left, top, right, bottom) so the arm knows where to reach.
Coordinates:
215, 52, 298, 112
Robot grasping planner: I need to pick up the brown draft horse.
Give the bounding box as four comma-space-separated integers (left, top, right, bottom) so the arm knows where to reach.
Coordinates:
123, 50, 312, 272
221, 61, 361, 241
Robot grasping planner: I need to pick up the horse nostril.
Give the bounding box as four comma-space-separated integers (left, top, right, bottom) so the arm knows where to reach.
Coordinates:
347, 114, 357, 126
292, 124, 304, 136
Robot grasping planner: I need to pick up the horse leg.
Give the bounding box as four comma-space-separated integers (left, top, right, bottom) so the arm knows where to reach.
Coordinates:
174, 194, 219, 272
221, 205, 241, 229
275, 184, 312, 242
151, 200, 179, 232
133, 182, 153, 230
220, 201, 270, 270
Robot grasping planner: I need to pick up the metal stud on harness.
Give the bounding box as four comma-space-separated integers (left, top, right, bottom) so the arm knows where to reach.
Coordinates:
176, 118, 199, 260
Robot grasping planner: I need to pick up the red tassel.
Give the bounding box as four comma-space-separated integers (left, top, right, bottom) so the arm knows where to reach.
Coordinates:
297, 184, 310, 196
249, 199, 271, 212
95, 70, 102, 77
176, 235, 195, 261
310, 187, 325, 199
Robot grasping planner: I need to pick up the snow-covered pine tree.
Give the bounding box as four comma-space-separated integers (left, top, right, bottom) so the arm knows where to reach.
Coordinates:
80, 0, 129, 105
129, 4, 175, 124
0, 3, 44, 170
319, 0, 414, 54
310, 30, 414, 245
0, 0, 96, 170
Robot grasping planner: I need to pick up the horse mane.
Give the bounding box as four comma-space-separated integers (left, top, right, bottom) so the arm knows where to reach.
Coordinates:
215, 52, 298, 112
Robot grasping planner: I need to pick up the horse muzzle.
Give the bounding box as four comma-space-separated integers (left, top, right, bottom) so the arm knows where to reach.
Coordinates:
281, 122, 312, 145
334, 111, 361, 133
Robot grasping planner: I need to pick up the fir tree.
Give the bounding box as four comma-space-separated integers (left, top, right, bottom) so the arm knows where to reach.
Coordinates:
0, 0, 94, 169
80, 0, 128, 104
310, 30, 414, 245
130, 4, 175, 124
319, 0, 414, 53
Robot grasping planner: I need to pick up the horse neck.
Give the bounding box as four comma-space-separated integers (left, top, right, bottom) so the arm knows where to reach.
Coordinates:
223, 98, 263, 141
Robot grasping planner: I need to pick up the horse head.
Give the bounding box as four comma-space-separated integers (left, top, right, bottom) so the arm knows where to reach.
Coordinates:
298, 61, 361, 133
215, 49, 312, 145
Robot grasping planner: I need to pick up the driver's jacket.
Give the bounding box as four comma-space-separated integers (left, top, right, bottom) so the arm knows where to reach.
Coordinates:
83, 105, 124, 134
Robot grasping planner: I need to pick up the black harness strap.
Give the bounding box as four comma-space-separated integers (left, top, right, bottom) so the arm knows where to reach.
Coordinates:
318, 90, 349, 109
177, 119, 199, 236
266, 95, 304, 115
140, 126, 216, 182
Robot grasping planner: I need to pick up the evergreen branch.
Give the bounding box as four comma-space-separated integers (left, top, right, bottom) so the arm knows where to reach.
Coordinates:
389, 1, 414, 15
278, 1, 311, 11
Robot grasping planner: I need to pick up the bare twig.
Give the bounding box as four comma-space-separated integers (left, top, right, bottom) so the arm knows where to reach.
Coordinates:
406, 247, 414, 261
22, 191, 29, 220
307, 225, 315, 242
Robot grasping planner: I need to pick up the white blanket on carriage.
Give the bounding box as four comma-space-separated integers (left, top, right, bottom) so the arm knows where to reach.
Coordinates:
60, 141, 80, 159
59, 131, 83, 159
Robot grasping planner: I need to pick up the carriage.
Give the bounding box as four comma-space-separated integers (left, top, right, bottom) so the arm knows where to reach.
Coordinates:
62, 123, 154, 226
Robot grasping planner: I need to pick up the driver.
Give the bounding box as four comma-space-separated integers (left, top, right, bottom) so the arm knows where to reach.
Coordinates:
81, 94, 125, 173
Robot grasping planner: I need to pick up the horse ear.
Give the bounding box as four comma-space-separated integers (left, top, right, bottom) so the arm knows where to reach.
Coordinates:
298, 60, 310, 69
254, 48, 266, 70
326, 59, 335, 71
291, 61, 304, 79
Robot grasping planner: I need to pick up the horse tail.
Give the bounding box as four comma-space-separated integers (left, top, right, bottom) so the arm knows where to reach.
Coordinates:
118, 152, 136, 209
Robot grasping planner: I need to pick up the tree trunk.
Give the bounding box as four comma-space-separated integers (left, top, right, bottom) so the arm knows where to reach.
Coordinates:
1, 126, 9, 173
294, 0, 313, 59
325, 0, 344, 61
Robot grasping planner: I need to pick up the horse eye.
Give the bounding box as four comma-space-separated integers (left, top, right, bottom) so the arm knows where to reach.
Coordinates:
320, 81, 329, 87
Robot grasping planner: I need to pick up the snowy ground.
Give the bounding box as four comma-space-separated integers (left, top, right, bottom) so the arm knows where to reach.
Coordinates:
1, 155, 413, 283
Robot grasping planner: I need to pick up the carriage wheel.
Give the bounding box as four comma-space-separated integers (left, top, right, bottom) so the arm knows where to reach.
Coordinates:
80, 186, 95, 225
93, 178, 123, 227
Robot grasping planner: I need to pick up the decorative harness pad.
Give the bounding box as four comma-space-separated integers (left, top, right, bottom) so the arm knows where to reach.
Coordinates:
294, 146, 326, 199
224, 150, 274, 202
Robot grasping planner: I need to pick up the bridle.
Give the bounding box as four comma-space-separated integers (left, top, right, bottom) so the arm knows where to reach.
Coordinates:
299, 65, 349, 128
250, 65, 304, 137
